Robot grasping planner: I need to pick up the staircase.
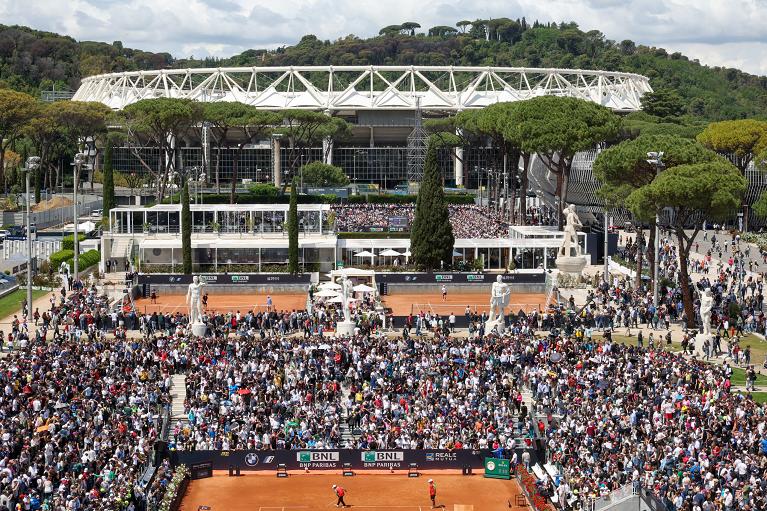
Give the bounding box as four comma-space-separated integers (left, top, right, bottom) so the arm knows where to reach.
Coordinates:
339, 381, 355, 447
169, 374, 188, 425
109, 237, 133, 264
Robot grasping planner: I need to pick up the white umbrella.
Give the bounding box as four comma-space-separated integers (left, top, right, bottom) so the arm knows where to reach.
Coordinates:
314, 289, 338, 298
327, 295, 346, 303
353, 283, 375, 293
452, 249, 462, 257
319, 282, 341, 290
403, 249, 412, 257
354, 250, 376, 258
379, 249, 402, 257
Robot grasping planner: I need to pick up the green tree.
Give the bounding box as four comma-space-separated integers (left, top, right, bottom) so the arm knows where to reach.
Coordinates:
626, 160, 746, 327
102, 140, 116, 224
593, 134, 719, 287
274, 110, 350, 189
201, 102, 279, 203
514, 96, 621, 226
122, 98, 203, 201
0, 90, 38, 193
288, 177, 299, 274
410, 142, 454, 270
299, 162, 349, 187
697, 119, 767, 174
697, 119, 767, 230
181, 179, 192, 274
640, 89, 685, 119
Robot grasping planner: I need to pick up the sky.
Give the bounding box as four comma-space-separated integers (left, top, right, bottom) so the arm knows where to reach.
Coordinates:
1, 0, 767, 75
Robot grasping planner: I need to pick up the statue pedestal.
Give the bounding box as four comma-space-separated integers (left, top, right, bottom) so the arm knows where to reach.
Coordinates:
556, 255, 587, 276
484, 318, 505, 334
335, 321, 356, 337
190, 321, 207, 337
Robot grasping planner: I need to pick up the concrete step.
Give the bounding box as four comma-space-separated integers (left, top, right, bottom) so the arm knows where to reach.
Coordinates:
170, 373, 188, 423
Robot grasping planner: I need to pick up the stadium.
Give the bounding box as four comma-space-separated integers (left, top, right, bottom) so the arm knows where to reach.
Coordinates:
5, 56, 767, 511
73, 65, 651, 190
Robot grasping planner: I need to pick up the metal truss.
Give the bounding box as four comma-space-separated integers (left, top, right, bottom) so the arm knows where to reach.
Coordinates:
73, 66, 652, 112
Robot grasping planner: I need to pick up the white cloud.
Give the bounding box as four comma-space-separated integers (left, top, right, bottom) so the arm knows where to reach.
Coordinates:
0, 0, 766, 75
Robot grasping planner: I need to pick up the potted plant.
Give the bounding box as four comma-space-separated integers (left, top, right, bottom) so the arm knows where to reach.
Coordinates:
209, 221, 220, 233
142, 222, 151, 234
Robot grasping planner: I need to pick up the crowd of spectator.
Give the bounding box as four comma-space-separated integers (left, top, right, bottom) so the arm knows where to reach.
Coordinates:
332, 204, 511, 238
0, 284, 173, 511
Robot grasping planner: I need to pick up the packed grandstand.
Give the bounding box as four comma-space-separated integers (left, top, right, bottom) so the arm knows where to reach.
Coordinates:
5, 224, 767, 511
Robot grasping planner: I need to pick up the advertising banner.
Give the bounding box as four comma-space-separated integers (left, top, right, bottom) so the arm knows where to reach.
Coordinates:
172, 448, 543, 472
483, 457, 511, 480
137, 273, 311, 285
375, 272, 545, 285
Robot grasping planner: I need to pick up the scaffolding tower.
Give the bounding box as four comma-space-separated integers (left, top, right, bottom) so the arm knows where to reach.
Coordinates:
407, 98, 428, 184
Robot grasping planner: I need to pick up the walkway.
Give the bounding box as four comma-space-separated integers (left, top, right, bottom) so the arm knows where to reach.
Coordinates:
169, 373, 188, 424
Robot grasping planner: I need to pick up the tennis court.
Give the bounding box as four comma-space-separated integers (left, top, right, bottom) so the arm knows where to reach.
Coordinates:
179, 472, 528, 511
133, 292, 308, 315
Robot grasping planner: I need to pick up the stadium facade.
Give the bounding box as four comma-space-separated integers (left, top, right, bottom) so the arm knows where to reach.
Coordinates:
74, 66, 652, 190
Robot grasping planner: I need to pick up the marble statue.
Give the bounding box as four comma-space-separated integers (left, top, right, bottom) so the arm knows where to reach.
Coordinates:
341, 276, 354, 323
700, 288, 713, 336
487, 275, 511, 326
558, 204, 583, 258
186, 275, 206, 325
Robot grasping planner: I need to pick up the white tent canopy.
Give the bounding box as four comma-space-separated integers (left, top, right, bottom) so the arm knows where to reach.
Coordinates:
353, 283, 375, 293
314, 289, 338, 297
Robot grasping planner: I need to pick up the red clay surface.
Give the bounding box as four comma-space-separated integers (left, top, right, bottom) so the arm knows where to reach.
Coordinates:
134, 293, 308, 315
179, 472, 527, 511
382, 292, 548, 316
133, 290, 548, 317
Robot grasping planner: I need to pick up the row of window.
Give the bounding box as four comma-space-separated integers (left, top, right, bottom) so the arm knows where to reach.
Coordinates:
110, 146, 499, 188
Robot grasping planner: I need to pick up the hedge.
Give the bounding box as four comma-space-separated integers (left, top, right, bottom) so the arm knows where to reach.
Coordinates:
48, 249, 100, 273
78, 250, 101, 271
62, 234, 86, 251
50, 250, 75, 270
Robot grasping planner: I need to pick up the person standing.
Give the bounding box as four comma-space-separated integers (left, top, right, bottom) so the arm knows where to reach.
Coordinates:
428, 479, 437, 508
441, 284, 447, 302
332, 485, 347, 507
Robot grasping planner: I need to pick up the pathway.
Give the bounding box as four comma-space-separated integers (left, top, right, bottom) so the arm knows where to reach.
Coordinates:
170, 373, 188, 424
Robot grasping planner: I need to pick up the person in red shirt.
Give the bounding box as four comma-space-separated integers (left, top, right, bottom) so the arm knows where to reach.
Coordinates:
428, 479, 437, 508
332, 484, 347, 507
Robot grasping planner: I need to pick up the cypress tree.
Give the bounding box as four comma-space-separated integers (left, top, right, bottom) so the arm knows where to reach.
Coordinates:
410, 142, 454, 270
181, 179, 192, 274
102, 142, 116, 224
288, 177, 299, 274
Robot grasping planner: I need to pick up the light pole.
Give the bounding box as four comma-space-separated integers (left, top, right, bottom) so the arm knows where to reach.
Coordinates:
23, 157, 40, 316
604, 208, 610, 285
72, 153, 87, 279
647, 151, 665, 307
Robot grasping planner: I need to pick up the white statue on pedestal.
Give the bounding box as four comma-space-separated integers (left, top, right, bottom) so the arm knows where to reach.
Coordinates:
341, 276, 354, 323
486, 275, 511, 330
556, 204, 587, 276
559, 204, 583, 258
186, 275, 206, 325
335, 276, 356, 337
700, 288, 713, 336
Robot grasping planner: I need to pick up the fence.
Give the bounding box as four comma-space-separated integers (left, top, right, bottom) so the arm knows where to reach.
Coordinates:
3, 240, 62, 260
2, 198, 101, 229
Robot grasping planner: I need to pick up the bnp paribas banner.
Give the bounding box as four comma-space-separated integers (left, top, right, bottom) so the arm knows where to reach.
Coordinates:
172, 449, 542, 471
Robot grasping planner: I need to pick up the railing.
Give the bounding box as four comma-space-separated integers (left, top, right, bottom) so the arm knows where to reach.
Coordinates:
585, 482, 640, 511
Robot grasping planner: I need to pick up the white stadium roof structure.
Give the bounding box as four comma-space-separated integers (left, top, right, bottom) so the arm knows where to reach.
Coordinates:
73, 65, 652, 112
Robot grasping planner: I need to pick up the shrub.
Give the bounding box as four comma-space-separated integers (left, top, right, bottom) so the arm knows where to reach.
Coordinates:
62, 234, 86, 251
50, 250, 75, 270
78, 250, 101, 271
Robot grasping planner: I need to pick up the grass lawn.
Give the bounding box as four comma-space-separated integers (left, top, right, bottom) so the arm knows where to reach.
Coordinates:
730, 367, 767, 388
734, 391, 767, 404
0, 289, 47, 320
